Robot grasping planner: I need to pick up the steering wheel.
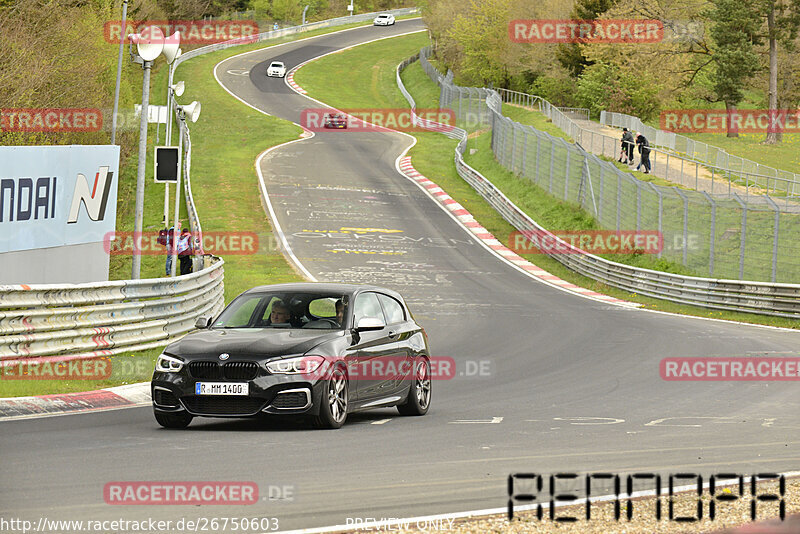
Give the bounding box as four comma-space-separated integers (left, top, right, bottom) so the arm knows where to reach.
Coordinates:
317, 318, 340, 327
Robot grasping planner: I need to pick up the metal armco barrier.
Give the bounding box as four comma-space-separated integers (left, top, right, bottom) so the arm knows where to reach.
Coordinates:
399, 48, 800, 319
0, 257, 225, 361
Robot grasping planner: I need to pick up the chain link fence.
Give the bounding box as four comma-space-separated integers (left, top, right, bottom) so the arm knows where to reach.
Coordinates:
601, 111, 800, 197
417, 47, 800, 284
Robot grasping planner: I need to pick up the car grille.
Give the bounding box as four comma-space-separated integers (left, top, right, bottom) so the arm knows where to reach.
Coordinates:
153, 389, 180, 407
188, 361, 221, 379
223, 362, 258, 380
271, 390, 309, 409
187, 361, 259, 380
181, 396, 266, 416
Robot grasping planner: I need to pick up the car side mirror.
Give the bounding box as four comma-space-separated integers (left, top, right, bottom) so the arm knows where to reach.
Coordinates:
355, 317, 385, 331
195, 316, 212, 329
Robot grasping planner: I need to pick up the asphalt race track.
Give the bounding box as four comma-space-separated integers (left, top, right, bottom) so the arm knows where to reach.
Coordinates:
3, 19, 800, 532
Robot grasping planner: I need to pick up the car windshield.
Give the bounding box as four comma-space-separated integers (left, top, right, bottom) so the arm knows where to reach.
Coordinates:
212, 291, 348, 330
270, 62, 283, 67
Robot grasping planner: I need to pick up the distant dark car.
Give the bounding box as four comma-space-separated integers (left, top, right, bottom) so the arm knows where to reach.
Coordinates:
323, 113, 348, 129
152, 283, 431, 429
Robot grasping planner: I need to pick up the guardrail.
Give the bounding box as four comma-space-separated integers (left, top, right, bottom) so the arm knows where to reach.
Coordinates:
399, 47, 800, 318
0, 257, 225, 362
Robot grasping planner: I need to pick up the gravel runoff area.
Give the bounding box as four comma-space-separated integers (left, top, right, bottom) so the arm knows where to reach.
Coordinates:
341, 477, 799, 533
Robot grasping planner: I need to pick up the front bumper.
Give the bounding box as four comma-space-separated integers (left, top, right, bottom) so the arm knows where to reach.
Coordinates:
152, 371, 325, 418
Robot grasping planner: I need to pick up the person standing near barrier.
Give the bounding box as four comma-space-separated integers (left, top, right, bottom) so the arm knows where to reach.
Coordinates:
177, 228, 194, 275
157, 225, 176, 276
636, 132, 652, 174
619, 128, 635, 164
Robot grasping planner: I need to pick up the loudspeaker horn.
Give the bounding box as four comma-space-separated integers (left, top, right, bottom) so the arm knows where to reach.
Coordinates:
178, 101, 202, 123
134, 26, 164, 61
171, 81, 185, 97
162, 32, 181, 64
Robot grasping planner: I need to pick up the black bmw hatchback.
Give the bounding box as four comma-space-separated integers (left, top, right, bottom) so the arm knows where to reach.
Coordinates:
152, 283, 432, 429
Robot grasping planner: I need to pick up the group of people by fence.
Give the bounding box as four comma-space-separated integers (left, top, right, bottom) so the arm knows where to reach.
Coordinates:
157, 225, 197, 276
618, 128, 651, 174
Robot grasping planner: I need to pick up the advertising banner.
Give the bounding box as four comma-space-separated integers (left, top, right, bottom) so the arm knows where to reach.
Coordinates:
0, 145, 120, 253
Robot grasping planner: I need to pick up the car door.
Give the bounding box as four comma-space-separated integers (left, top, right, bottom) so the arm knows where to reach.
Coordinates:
348, 291, 398, 403
376, 293, 415, 396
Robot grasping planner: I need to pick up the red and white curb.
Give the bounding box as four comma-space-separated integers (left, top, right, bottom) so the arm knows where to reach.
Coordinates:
0, 382, 150, 421
397, 156, 635, 306
286, 70, 307, 94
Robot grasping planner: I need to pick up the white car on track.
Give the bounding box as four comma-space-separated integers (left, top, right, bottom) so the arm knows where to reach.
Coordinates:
267, 61, 287, 78
373, 14, 395, 26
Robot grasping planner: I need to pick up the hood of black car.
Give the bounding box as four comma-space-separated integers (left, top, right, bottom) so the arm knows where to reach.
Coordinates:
166, 328, 343, 360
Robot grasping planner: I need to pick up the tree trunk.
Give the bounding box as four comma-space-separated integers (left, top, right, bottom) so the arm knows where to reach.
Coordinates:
765, 2, 780, 144
725, 101, 739, 138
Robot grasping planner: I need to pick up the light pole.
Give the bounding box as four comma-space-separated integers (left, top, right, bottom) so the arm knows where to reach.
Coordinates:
130, 27, 181, 279
164, 77, 184, 226
170, 101, 201, 277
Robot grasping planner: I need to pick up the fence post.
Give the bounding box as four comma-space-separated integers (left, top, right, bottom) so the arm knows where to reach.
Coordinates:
648, 183, 662, 259
535, 129, 541, 184
564, 143, 571, 200
598, 165, 604, 222
549, 137, 555, 193
702, 192, 716, 277
511, 123, 517, 172
765, 195, 780, 283
521, 129, 528, 177
675, 189, 689, 266
732, 193, 747, 280
636, 181, 641, 231
616, 172, 622, 231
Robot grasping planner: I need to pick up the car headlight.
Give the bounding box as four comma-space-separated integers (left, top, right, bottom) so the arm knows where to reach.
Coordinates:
266, 356, 326, 375
155, 354, 184, 373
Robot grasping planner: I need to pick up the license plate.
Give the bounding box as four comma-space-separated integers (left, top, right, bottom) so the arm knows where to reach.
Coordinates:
195, 382, 249, 395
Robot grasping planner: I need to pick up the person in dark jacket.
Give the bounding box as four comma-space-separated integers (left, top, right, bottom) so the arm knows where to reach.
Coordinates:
635, 132, 651, 174
620, 128, 635, 164
177, 228, 194, 275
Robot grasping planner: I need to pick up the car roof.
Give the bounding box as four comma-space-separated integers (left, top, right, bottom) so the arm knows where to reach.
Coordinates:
377, 14, 391, 17
270, 61, 284, 65
243, 282, 405, 301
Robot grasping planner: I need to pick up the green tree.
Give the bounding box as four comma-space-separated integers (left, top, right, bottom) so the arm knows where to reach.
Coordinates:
760, 0, 800, 143
576, 61, 660, 120
555, 0, 618, 77
706, 0, 761, 137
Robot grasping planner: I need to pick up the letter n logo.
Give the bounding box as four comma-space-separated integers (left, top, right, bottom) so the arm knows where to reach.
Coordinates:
67, 166, 113, 223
